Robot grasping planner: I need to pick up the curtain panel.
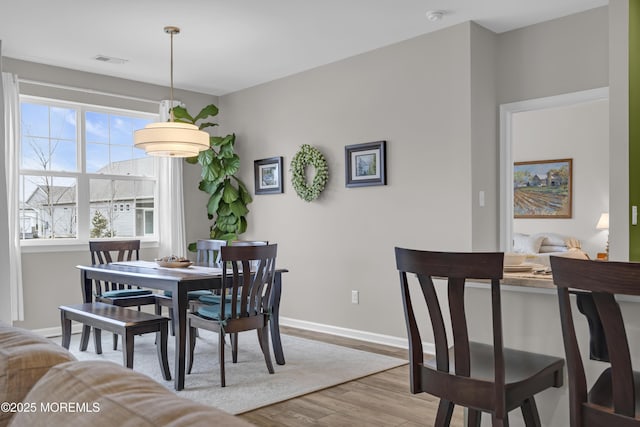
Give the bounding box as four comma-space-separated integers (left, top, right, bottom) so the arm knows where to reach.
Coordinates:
157, 99, 187, 257
1, 72, 24, 322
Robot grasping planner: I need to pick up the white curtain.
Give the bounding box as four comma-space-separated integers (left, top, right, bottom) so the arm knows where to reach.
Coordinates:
157, 100, 187, 257
1, 72, 23, 321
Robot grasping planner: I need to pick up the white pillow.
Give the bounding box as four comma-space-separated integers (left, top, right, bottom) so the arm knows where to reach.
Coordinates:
513, 233, 545, 254
533, 233, 567, 247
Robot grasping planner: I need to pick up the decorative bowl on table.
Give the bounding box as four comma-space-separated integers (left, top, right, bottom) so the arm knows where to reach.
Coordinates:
504, 252, 526, 266
503, 253, 533, 272
155, 256, 193, 268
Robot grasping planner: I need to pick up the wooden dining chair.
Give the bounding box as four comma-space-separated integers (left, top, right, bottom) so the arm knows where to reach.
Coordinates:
155, 239, 228, 334
551, 256, 640, 427
197, 239, 228, 267
187, 244, 278, 387
87, 240, 157, 352
395, 247, 564, 426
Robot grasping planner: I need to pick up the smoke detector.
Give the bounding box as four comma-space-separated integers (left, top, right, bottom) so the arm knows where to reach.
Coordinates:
425, 10, 445, 22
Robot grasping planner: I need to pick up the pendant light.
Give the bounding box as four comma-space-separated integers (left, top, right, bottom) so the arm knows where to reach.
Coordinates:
134, 26, 209, 157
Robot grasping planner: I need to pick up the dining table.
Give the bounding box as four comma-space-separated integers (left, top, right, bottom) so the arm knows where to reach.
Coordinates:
76, 261, 288, 391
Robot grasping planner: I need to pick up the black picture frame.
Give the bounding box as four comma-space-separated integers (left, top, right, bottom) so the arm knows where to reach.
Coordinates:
345, 141, 387, 187
254, 156, 283, 194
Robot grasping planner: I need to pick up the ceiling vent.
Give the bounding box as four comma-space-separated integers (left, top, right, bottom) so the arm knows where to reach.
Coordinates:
93, 55, 128, 64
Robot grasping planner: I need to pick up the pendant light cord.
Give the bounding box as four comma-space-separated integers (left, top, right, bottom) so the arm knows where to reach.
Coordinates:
164, 26, 180, 122
169, 29, 175, 122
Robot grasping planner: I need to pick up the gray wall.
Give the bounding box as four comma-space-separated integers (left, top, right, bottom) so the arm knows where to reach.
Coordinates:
220, 23, 475, 338
497, 7, 608, 104
609, 0, 629, 261
470, 23, 498, 251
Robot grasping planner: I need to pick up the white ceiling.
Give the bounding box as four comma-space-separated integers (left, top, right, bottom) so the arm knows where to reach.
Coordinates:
0, 0, 607, 96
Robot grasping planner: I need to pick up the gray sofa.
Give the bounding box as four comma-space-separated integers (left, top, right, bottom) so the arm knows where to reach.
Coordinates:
0, 323, 251, 427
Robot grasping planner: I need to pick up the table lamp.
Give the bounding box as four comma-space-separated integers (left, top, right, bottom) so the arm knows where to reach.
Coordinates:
596, 212, 609, 260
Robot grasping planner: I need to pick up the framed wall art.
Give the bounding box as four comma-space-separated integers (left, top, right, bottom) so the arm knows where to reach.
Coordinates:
513, 158, 572, 218
345, 141, 387, 187
254, 156, 283, 195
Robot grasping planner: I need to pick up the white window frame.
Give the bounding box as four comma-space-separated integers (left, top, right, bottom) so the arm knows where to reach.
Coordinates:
19, 95, 159, 251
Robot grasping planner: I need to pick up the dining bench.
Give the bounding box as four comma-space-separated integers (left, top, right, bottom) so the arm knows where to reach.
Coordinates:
59, 302, 171, 380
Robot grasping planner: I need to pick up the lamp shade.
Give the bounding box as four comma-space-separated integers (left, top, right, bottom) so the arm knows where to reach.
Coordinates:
596, 212, 609, 230
134, 122, 210, 157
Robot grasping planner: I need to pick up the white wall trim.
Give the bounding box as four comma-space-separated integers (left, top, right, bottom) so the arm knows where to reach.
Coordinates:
280, 317, 435, 356
499, 87, 610, 251
32, 323, 84, 338
36, 318, 437, 356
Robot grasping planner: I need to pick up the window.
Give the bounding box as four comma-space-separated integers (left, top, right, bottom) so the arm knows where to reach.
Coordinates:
19, 96, 158, 242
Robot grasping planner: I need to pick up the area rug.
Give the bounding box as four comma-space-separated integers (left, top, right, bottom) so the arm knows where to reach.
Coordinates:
65, 330, 407, 414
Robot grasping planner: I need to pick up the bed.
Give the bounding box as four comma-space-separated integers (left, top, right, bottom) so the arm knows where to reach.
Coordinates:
513, 232, 589, 267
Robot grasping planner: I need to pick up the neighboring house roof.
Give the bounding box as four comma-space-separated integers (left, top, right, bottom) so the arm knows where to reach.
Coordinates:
24, 157, 156, 206
26, 185, 76, 206
94, 156, 155, 177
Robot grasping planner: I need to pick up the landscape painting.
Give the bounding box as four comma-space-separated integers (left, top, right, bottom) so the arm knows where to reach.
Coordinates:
513, 158, 572, 218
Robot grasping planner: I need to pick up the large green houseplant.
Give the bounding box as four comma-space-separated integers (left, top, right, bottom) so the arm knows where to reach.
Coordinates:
172, 104, 252, 251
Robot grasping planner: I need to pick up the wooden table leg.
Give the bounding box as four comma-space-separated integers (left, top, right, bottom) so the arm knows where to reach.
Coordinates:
575, 292, 609, 362
60, 310, 72, 349
173, 283, 188, 390
270, 271, 285, 365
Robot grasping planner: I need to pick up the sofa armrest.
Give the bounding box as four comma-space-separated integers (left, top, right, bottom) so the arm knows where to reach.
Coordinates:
0, 323, 76, 427
9, 360, 253, 427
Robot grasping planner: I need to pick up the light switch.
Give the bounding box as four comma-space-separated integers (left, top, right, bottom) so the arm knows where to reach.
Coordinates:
633, 206, 638, 226
479, 191, 485, 207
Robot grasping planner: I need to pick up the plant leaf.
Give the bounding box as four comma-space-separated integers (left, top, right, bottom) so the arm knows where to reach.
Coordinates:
199, 148, 214, 166
171, 106, 193, 123
209, 136, 224, 146
229, 199, 249, 217
238, 217, 247, 234
187, 242, 197, 253
234, 177, 253, 205
207, 189, 224, 216
222, 180, 239, 203
184, 155, 199, 164
193, 104, 219, 122
217, 202, 232, 217
199, 122, 219, 130
219, 142, 236, 159
199, 179, 222, 195
221, 155, 240, 176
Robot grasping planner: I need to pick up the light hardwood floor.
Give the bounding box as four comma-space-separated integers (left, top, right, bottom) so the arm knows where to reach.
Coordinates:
238, 326, 464, 426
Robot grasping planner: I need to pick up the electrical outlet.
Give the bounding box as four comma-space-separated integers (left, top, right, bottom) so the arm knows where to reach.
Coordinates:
351, 290, 359, 304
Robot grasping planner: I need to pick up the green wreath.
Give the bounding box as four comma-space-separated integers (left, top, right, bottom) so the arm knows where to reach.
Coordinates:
290, 144, 329, 202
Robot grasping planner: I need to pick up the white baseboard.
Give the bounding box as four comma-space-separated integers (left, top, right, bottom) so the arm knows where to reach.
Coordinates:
34, 318, 436, 356
32, 324, 84, 338
280, 317, 436, 356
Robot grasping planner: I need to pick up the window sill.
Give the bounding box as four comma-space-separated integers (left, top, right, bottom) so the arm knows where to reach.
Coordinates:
20, 239, 159, 254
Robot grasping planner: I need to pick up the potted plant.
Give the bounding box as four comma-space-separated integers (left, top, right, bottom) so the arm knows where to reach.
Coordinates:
172, 104, 252, 251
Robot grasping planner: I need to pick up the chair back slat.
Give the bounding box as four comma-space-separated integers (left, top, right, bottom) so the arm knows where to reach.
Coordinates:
591, 292, 635, 416
551, 256, 640, 425
448, 277, 471, 376
416, 274, 449, 372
